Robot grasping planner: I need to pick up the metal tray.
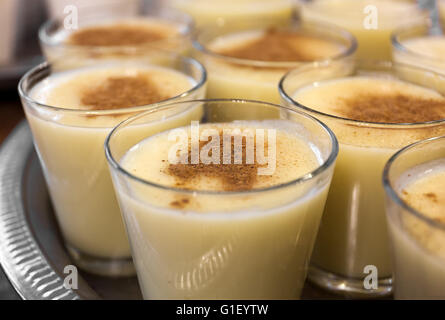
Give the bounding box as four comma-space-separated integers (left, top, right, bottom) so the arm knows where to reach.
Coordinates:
0, 121, 336, 300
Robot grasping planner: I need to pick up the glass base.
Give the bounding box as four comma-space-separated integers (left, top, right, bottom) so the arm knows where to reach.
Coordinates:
67, 245, 135, 277
308, 265, 393, 298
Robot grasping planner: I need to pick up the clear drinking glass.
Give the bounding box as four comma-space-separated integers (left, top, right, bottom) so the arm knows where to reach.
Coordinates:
194, 20, 357, 103
193, 20, 356, 121
105, 99, 338, 299
39, 0, 194, 67
279, 58, 445, 297
383, 135, 445, 299
300, 0, 428, 60
18, 53, 206, 276
392, 19, 445, 72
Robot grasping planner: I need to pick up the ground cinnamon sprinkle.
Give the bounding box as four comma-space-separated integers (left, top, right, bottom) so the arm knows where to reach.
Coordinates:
81, 75, 167, 110
338, 93, 445, 123
214, 29, 326, 62
424, 192, 438, 203
167, 131, 267, 192
68, 24, 168, 47
170, 197, 190, 209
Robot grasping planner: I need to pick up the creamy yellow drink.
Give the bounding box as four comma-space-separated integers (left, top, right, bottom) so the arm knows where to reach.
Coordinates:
40, 7, 193, 66
20, 60, 205, 275
393, 26, 445, 72
282, 68, 445, 295
399, 36, 445, 60
111, 118, 334, 299
195, 25, 353, 121
168, 0, 296, 28
389, 159, 445, 299
65, 19, 187, 47
301, 0, 427, 60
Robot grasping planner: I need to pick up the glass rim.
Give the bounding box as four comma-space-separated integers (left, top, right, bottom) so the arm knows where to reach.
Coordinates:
391, 19, 445, 64
279, 59, 445, 127
17, 55, 207, 116
39, 3, 194, 51
382, 135, 445, 232
104, 98, 339, 195
192, 20, 357, 69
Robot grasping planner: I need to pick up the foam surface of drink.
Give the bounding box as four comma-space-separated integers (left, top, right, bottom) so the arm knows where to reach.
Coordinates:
50, 18, 186, 46
30, 65, 196, 126
401, 36, 445, 60
293, 76, 445, 120
399, 159, 445, 223
121, 121, 320, 192
293, 76, 445, 147
208, 29, 345, 62
202, 28, 346, 87
396, 159, 445, 257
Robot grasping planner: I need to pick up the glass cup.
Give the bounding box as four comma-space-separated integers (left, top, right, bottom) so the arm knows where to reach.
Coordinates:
18, 53, 206, 276
383, 135, 445, 299
105, 99, 338, 299
300, 0, 428, 60
193, 20, 356, 121
166, 0, 297, 28
392, 19, 445, 72
39, 0, 194, 68
279, 58, 445, 297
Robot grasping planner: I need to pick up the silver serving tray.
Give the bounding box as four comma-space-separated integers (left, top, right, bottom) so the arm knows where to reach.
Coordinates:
0, 121, 334, 300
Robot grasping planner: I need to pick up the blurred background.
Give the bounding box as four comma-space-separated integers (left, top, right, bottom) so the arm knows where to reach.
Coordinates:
0, 0, 44, 145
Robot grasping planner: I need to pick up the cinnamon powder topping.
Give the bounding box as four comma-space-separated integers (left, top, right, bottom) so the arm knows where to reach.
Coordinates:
81, 75, 167, 110
167, 132, 267, 191
214, 29, 333, 62
424, 192, 438, 203
170, 197, 190, 209
338, 93, 445, 123
68, 25, 169, 47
